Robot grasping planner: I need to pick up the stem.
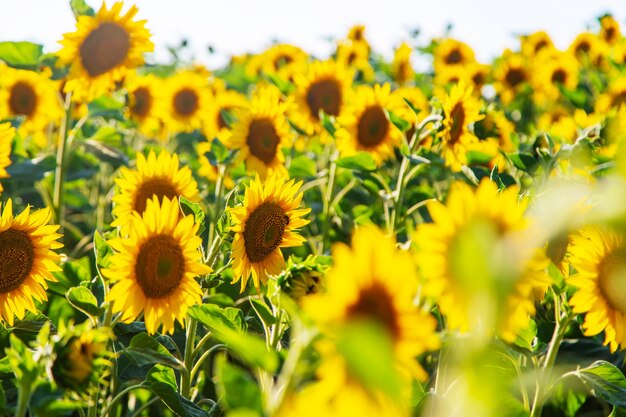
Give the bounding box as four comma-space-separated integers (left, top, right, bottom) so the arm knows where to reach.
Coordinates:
208, 164, 226, 248
390, 157, 410, 234
15, 382, 30, 417
53, 95, 73, 235
206, 233, 223, 269
321, 150, 338, 254
192, 331, 213, 359
129, 397, 159, 417
99, 384, 147, 417
190, 344, 226, 382
180, 319, 197, 399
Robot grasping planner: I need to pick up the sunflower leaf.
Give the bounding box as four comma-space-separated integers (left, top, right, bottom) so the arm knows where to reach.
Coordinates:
125, 333, 184, 369
388, 111, 410, 132
506, 152, 538, 174
336, 152, 377, 171
215, 353, 263, 413
180, 196, 207, 238
288, 155, 317, 178
0, 41, 43, 69
577, 360, 626, 407
143, 378, 210, 417
66, 286, 100, 317
70, 0, 95, 18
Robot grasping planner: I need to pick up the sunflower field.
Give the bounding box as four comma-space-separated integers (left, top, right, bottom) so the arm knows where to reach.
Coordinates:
3, 1, 626, 417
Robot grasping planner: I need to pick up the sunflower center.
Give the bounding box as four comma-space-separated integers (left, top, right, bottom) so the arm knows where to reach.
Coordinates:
0, 229, 35, 294
505, 68, 526, 88
131, 87, 152, 118
611, 92, 626, 109
135, 234, 186, 298
347, 52, 357, 65
346, 283, 399, 339
576, 41, 591, 55
598, 250, 626, 314
246, 118, 280, 164
534, 40, 549, 53
243, 202, 288, 263
472, 71, 485, 86
274, 54, 293, 70
357, 105, 389, 148
9, 82, 37, 116
217, 107, 233, 130
445, 48, 463, 65
174, 88, 199, 117
604, 27, 616, 42
79, 22, 130, 77
551, 69, 567, 85
449, 102, 466, 144
306, 79, 342, 120
133, 178, 179, 214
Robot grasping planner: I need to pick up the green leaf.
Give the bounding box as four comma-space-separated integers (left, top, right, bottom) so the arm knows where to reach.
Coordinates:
94, 231, 113, 270
288, 155, 317, 178
320, 112, 336, 137
215, 354, 263, 413
82, 139, 128, 165
507, 152, 538, 173
146, 364, 177, 391
250, 299, 276, 326
143, 379, 210, 417
467, 150, 494, 165
388, 111, 410, 132
125, 333, 184, 369
0, 41, 43, 68
88, 95, 125, 118
610, 407, 626, 417
7, 334, 40, 386
577, 360, 626, 406
513, 319, 537, 351
66, 286, 100, 317
180, 197, 207, 238
204, 137, 233, 167
402, 97, 422, 117
70, 0, 95, 18
336, 152, 377, 171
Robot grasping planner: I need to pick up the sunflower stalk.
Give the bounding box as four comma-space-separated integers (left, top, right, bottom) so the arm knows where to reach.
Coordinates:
52, 94, 74, 235
15, 381, 31, 417
320, 148, 339, 254
180, 318, 198, 399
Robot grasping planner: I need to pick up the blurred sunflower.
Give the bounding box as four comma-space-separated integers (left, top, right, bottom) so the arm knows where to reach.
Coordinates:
493, 51, 530, 104
336, 41, 374, 82
262, 44, 308, 82
596, 76, 626, 113
391, 43, 414, 86
57, 2, 153, 101
291, 60, 353, 139
125, 73, 164, 140
104, 196, 210, 334
0, 199, 62, 325
520, 30, 555, 58
0, 123, 15, 192
568, 32, 608, 67
531, 51, 579, 105
568, 227, 626, 352
228, 85, 291, 178
599, 15, 621, 45
276, 255, 329, 303
611, 41, 626, 66
434, 38, 476, 71
438, 82, 483, 171
162, 70, 211, 135
0, 67, 63, 148
434, 62, 489, 94
335, 84, 404, 164
472, 108, 515, 169
229, 174, 310, 292
394, 86, 430, 145
304, 225, 439, 380
347, 25, 369, 46
205, 89, 248, 139
414, 179, 551, 341
111, 150, 200, 233
537, 107, 578, 144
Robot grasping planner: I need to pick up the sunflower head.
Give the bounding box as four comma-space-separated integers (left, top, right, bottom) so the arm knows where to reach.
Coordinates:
391, 43, 414, 86
204, 89, 248, 138
599, 15, 621, 45
520, 30, 555, 58
229, 174, 310, 292
531, 51, 579, 105
162, 70, 211, 136
276, 255, 330, 303
493, 51, 530, 104
596, 77, 626, 114
434, 38, 476, 71
0, 199, 62, 325
124, 72, 164, 140
104, 196, 210, 334
336, 41, 374, 82
568, 32, 609, 67
57, 2, 154, 102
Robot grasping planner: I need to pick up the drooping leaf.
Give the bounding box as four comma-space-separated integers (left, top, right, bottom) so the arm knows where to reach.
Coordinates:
577, 360, 626, 407
125, 333, 184, 369
336, 152, 377, 172
66, 286, 100, 317
215, 354, 263, 413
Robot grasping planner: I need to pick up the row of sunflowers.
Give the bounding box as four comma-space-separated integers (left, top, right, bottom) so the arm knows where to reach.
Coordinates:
2, 1, 626, 416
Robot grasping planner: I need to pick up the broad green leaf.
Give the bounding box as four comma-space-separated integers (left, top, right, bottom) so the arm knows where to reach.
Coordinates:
94, 231, 113, 270
82, 139, 128, 165
215, 354, 263, 413
250, 299, 277, 326
125, 333, 184, 369
388, 111, 410, 132
336, 152, 377, 171
70, 0, 95, 18
0, 41, 43, 68
204, 137, 233, 166
288, 155, 317, 178
143, 379, 210, 417
467, 150, 494, 165
507, 152, 538, 173
577, 360, 626, 407
66, 286, 100, 317
146, 364, 177, 391
180, 196, 207, 238
88, 95, 124, 119
513, 319, 537, 351
320, 112, 336, 137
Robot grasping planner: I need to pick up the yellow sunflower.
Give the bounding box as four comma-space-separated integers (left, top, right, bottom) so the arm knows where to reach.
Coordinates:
335, 84, 404, 164
433, 38, 476, 72
434, 62, 490, 94
347, 25, 369, 47
336, 41, 374, 83
162, 70, 211, 136
57, 2, 153, 102
568, 32, 608, 67
228, 85, 291, 179
124, 72, 164, 140
0, 67, 63, 148
391, 43, 414, 86
204, 89, 248, 139
472, 108, 515, 170
438, 82, 483, 171
596, 76, 626, 114
304, 225, 439, 380
0, 199, 62, 325
0, 123, 15, 192
263, 44, 308, 77
229, 174, 310, 292
493, 51, 530, 104
291, 60, 353, 139
394, 86, 431, 146
111, 150, 200, 233
531, 51, 579, 105
520, 31, 555, 58
414, 179, 551, 342
537, 107, 578, 144
599, 15, 621, 45
567, 227, 626, 352
104, 196, 210, 334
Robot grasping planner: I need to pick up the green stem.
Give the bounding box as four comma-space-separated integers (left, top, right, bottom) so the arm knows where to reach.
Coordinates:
206, 233, 223, 269
129, 397, 159, 417
99, 384, 147, 417
321, 150, 338, 254
53, 96, 74, 235
190, 344, 226, 382
180, 318, 197, 399
15, 382, 30, 417
208, 164, 226, 248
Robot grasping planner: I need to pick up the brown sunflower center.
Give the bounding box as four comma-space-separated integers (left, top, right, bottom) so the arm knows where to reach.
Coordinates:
576, 41, 591, 55
472, 71, 485, 86
598, 250, 626, 314
505, 67, 526, 88
243, 202, 289, 263
274, 54, 293, 70
449, 102, 466, 144
9, 82, 37, 116
357, 105, 389, 148
604, 27, 616, 42
346, 283, 399, 339
0, 229, 35, 294
133, 178, 179, 214
135, 234, 186, 298
445, 48, 463, 65
246, 118, 280, 164
551, 69, 567, 85
306, 79, 342, 120
174, 88, 199, 117
79, 22, 130, 77
611, 92, 626, 109
347, 52, 357, 65
534, 40, 549, 53
131, 87, 152, 118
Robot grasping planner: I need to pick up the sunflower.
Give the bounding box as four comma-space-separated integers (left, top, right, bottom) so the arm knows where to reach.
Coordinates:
520, 31, 555, 58
537, 107, 578, 144
229, 174, 310, 292
197, 139, 235, 188
0, 199, 62, 325
304, 225, 439, 380
111, 150, 200, 233
291, 60, 353, 139
414, 179, 551, 341
0, 67, 63, 148
335, 84, 404, 164
567, 227, 626, 352
393, 86, 431, 145
472, 108, 515, 169
611, 41, 626, 66
531, 51, 579, 105
104, 197, 209, 334
493, 51, 530, 104
0, 123, 15, 192
568, 32, 608, 67
433, 38, 476, 72
437, 82, 483, 171
347, 25, 369, 46
228, 85, 291, 178
124, 72, 164, 140
599, 15, 621, 45
336, 41, 374, 82
434, 62, 490, 94
162, 70, 211, 136
391, 43, 414, 86
276, 255, 329, 303
57, 2, 153, 102
204, 89, 248, 139
261, 44, 308, 78
596, 76, 626, 114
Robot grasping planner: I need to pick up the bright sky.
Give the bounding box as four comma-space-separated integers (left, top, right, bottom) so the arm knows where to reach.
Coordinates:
2, 0, 626, 69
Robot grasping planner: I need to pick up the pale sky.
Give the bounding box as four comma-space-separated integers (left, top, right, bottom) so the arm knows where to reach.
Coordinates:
2, 0, 626, 70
